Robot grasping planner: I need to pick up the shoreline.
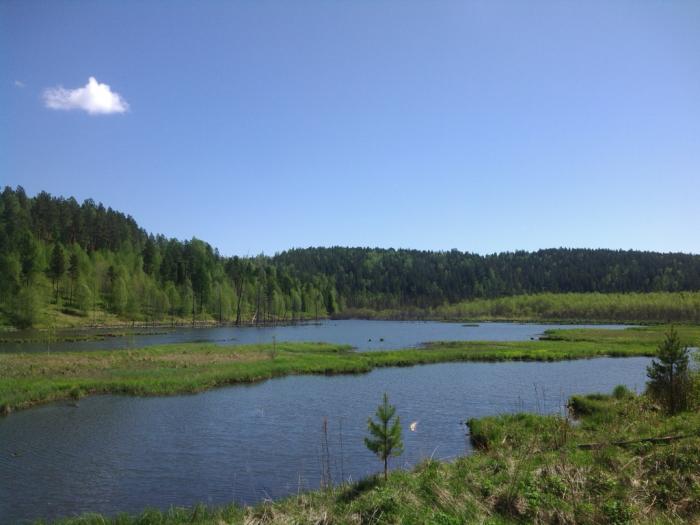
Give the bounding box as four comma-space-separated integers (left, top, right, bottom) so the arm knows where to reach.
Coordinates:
26, 389, 700, 524
3, 324, 685, 416
0, 316, 645, 341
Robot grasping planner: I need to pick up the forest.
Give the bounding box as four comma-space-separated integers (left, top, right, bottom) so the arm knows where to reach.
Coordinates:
2, 185, 700, 329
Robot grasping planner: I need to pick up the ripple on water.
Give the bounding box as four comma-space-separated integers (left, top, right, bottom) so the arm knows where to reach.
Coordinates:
0, 355, 651, 523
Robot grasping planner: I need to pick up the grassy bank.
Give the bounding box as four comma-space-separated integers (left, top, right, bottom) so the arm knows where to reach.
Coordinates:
48, 389, 700, 524
336, 291, 700, 324
3, 325, 697, 415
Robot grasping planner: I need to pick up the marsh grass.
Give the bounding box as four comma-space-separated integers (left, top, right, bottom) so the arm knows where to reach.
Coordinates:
4, 324, 698, 414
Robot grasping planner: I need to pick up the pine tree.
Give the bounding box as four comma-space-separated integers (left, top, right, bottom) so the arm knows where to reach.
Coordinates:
48, 243, 66, 303
18, 232, 39, 285
646, 327, 691, 414
365, 393, 404, 481
68, 253, 80, 305
142, 237, 156, 275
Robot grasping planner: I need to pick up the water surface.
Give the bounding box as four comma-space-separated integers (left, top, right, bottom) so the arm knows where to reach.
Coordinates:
0, 320, 628, 353
0, 356, 650, 524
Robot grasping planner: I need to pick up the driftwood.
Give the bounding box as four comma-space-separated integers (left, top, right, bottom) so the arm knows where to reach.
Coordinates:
577, 431, 700, 450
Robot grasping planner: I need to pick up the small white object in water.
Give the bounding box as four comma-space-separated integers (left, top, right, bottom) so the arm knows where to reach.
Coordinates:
409, 421, 418, 432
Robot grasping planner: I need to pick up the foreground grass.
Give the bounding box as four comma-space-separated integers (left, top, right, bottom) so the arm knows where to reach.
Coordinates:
47, 390, 700, 525
4, 325, 697, 415
2, 324, 683, 414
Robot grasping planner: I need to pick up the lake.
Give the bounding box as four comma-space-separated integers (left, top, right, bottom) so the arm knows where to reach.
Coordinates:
0, 319, 629, 353
0, 350, 649, 523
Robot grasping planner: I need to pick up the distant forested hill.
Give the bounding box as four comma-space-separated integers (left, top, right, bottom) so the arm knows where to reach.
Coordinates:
274, 247, 700, 309
1, 186, 699, 328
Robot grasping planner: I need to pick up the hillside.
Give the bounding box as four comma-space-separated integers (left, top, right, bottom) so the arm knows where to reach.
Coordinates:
2, 186, 700, 329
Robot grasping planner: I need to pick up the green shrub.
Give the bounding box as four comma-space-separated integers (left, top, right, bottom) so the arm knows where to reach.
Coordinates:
613, 384, 633, 399
69, 386, 83, 401
646, 328, 693, 414
602, 500, 633, 525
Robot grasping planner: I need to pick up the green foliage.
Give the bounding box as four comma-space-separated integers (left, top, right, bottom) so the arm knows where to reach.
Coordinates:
602, 500, 633, 525
73, 278, 93, 312
365, 393, 404, 480
646, 327, 692, 414
0, 187, 337, 328
568, 392, 637, 427
109, 276, 128, 315
4, 186, 700, 328
613, 384, 633, 400
18, 231, 40, 284
468, 412, 563, 451
348, 291, 700, 323
68, 252, 80, 281
436, 291, 700, 323
11, 284, 44, 328
48, 243, 66, 282
0, 252, 21, 298
275, 247, 700, 311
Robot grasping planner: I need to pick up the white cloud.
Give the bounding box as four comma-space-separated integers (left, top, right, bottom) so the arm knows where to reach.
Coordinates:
14, 80, 25, 88
43, 77, 129, 115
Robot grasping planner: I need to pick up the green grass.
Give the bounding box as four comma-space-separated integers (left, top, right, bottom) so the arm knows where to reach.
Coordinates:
47, 390, 700, 525
542, 324, 700, 345
3, 324, 698, 415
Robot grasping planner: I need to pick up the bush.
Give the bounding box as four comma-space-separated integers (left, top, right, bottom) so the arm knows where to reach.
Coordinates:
613, 384, 633, 399
69, 387, 84, 401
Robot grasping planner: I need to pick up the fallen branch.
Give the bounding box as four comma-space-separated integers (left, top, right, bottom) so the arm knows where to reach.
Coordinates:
577, 431, 700, 450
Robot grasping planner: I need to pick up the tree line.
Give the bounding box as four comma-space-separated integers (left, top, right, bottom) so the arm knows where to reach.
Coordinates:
1, 186, 700, 328
0, 187, 333, 328
275, 247, 700, 310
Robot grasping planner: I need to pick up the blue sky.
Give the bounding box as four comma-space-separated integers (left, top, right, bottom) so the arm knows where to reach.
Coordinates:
2, 1, 699, 256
